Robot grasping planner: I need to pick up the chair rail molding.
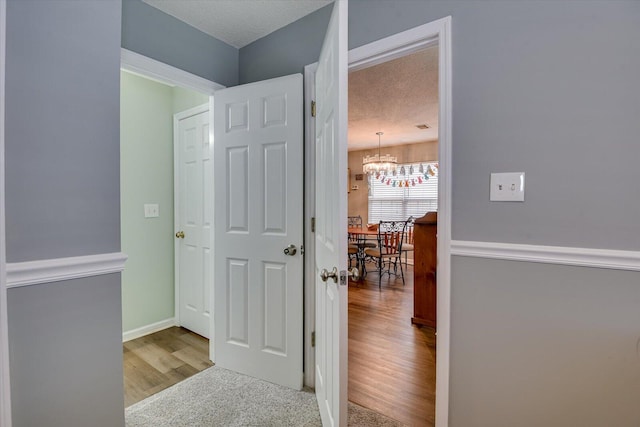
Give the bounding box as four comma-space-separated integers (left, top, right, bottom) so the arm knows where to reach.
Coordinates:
6, 252, 128, 288
451, 240, 640, 272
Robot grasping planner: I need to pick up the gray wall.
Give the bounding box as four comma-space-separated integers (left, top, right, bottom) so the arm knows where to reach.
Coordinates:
450, 257, 640, 426
241, 0, 640, 251
5, 0, 122, 262
7, 275, 124, 427
239, 4, 333, 85
122, 0, 239, 87
239, 1, 640, 425
5, 0, 125, 426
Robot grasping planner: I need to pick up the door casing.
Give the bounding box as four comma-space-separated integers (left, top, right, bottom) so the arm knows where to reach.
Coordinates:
120, 48, 223, 349
303, 17, 453, 427
0, 0, 11, 425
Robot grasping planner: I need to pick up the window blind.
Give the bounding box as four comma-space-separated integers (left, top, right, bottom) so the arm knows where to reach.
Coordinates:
368, 162, 438, 223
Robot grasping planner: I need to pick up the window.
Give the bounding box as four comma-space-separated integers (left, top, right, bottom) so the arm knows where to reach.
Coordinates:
368, 162, 438, 223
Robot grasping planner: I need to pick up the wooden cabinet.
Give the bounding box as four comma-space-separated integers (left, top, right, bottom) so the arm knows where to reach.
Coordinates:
412, 212, 437, 328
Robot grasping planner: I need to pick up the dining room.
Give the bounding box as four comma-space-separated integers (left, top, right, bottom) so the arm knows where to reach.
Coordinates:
346, 46, 439, 426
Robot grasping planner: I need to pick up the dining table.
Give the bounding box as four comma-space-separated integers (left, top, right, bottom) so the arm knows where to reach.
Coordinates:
347, 227, 379, 278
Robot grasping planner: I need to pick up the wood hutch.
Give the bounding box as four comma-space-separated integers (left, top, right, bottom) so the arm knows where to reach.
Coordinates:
412, 212, 437, 328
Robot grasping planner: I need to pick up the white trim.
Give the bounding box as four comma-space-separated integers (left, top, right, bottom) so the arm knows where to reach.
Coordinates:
303, 62, 318, 388
451, 240, 640, 272
123, 317, 177, 343
348, 21, 439, 72
120, 48, 225, 95
435, 17, 452, 427
208, 95, 216, 362
173, 103, 209, 122
6, 252, 128, 289
0, 0, 11, 424
304, 16, 453, 426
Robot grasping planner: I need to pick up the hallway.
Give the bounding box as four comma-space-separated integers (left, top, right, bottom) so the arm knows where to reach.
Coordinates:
348, 265, 436, 426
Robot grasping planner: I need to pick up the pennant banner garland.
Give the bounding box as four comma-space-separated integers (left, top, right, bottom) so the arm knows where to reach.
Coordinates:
375, 162, 438, 187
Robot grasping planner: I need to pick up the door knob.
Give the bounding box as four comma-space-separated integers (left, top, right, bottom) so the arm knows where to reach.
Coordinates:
175, 231, 185, 239
320, 267, 338, 283
347, 267, 360, 282
283, 244, 297, 256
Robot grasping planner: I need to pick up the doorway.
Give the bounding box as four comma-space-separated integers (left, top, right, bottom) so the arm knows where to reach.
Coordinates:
346, 46, 439, 426
304, 16, 452, 427
119, 49, 222, 405
120, 69, 209, 341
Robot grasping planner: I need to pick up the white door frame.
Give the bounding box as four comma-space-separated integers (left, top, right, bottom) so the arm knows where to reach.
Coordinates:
0, 0, 11, 425
120, 49, 224, 350
173, 103, 211, 337
304, 17, 452, 426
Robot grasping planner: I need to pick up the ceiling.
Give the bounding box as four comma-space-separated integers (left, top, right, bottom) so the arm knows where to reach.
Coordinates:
348, 47, 439, 151
142, 0, 439, 152
142, 0, 333, 48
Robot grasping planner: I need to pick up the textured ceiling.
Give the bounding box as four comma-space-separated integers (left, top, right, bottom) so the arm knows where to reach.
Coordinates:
349, 46, 439, 151
142, 0, 334, 48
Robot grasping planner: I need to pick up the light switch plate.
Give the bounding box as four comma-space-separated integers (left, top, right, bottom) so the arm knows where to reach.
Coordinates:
144, 203, 159, 218
490, 172, 525, 202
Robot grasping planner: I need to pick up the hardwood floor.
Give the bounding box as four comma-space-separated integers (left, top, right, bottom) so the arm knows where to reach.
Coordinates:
123, 326, 213, 407
349, 264, 436, 427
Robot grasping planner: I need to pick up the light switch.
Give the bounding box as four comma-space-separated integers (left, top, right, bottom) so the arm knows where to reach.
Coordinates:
144, 203, 159, 218
490, 172, 525, 202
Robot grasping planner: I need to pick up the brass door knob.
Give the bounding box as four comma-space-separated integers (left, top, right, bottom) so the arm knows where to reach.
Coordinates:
175, 231, 185, 239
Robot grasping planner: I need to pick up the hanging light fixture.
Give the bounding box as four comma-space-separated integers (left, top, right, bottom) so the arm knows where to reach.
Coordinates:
362, 132, 398, 175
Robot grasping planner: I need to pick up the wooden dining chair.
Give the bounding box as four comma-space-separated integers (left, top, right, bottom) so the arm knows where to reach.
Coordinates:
348, 215, 363, 229
364, 220, 406, 289
401, 217, 415, 269
347, 215, 363, 269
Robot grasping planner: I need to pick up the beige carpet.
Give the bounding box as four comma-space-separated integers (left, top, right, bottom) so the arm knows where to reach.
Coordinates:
126, 366, 404, 426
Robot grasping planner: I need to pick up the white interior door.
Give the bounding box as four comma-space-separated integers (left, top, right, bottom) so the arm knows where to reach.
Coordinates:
213, 74, 304, 389
314, 1, 349, 426
175, 105, 212, 338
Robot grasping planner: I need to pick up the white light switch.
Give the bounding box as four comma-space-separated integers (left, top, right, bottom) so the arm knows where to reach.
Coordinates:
490, 172, 525, 202
144, 203, 159, 218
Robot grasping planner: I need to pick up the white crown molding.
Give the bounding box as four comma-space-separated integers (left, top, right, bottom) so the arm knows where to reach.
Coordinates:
123, 318, 176, 343
120, 48, 225, 95
6, 252, 128, 289
451, 240, 640, 272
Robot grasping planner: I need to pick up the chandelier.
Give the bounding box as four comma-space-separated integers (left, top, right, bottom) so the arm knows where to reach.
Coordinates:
362, 132, 397, 175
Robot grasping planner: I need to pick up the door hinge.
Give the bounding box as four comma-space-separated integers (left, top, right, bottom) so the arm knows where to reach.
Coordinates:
311, 217, 316, 233
311, 331, 316, 347
311, 100, 316, 118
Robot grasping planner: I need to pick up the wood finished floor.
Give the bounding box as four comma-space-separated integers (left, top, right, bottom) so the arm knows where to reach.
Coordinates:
348, 264, 436, 427
123, 326, 213, 407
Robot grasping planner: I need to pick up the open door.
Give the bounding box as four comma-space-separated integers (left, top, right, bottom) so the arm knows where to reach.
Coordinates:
213, 74, 304, 389
314, 1, 349, 426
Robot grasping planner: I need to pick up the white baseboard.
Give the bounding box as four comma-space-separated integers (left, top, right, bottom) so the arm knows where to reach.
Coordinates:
123, 318, 177, 343
451, 240, 640, 272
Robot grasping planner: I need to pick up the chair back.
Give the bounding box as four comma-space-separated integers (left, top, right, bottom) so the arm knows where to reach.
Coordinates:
405, 216, 415, 245
377, 220, 406, 256
348, 215, 363, 229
